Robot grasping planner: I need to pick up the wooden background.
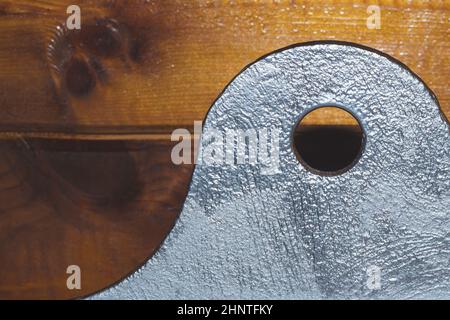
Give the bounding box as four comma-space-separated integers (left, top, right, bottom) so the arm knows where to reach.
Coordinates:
0, 0, 448, 136
0, 0, 448, 299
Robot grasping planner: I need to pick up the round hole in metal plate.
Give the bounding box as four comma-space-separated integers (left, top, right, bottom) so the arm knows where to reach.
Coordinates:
293, 106, 365, 176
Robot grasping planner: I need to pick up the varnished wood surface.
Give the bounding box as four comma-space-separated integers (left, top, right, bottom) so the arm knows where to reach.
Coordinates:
0, 0, 448, 136
0, 139, 193, 299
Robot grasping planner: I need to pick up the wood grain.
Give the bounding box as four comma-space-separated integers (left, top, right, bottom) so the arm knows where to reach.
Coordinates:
0, 139, 193, 299
0, 0, 448, 136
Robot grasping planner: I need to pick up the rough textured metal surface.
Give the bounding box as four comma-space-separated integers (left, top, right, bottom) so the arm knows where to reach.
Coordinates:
93, 42, 450, 299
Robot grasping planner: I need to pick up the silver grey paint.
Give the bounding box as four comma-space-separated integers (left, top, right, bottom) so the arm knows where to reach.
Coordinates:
93, 42, 450, 299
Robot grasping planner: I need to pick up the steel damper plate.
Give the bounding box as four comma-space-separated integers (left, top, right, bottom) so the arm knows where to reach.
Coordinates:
94, 42, 450, 299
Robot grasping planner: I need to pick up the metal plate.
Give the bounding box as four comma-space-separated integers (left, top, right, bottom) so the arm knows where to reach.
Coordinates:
93, 42, 450, 299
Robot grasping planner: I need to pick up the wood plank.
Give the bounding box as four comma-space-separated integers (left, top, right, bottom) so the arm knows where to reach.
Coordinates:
0, 0, 447, 135
0, 139, 193, 299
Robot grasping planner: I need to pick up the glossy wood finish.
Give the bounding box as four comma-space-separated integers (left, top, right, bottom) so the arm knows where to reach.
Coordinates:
0, 0, 448, 136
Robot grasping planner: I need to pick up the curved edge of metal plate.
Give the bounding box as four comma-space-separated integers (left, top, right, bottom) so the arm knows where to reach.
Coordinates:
90, 41, 450, 300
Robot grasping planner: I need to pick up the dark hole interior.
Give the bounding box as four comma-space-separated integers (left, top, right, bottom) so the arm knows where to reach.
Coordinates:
294, 107, 364, 175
